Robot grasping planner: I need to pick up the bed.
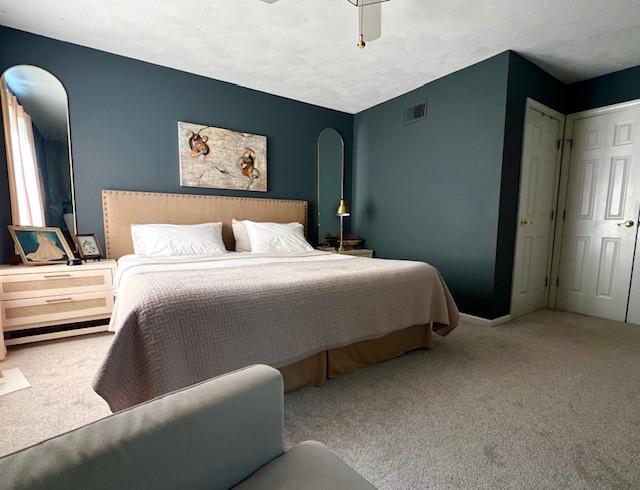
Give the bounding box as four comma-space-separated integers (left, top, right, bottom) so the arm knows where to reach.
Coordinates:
93, 190, 459, 411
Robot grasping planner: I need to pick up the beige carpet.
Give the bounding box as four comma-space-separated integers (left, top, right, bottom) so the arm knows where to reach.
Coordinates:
0, 332, 112, 454
1, 310, 639, 489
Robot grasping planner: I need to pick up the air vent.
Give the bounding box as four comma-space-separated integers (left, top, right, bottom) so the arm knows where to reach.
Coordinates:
403, 102, 427, 124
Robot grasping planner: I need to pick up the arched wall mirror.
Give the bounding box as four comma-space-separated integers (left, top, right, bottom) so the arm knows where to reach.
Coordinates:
0, 65, 76, 241
317, 128, 345, 245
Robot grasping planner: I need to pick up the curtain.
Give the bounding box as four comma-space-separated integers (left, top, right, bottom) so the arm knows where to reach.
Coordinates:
1, 83, 46, 227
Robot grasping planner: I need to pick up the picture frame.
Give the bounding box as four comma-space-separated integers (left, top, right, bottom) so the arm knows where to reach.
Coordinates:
8, 225, 75, 266
178, 121, 267, 192
73, 233, 103, 261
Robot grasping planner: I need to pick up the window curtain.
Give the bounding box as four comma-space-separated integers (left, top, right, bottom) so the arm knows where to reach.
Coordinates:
1, 83, 46, 227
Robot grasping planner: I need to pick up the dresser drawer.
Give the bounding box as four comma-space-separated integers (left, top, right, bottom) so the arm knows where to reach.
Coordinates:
0, 268, 113, 300
1, 291, 114, 331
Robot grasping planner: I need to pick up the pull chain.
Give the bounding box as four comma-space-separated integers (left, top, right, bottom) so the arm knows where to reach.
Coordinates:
357, 5, 366, 49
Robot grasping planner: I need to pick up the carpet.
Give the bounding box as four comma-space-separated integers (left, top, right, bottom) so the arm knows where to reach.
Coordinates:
1, 310, 639, 489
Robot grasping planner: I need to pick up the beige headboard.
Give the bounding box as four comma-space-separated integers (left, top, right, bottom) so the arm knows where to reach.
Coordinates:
102, 190, 308, 259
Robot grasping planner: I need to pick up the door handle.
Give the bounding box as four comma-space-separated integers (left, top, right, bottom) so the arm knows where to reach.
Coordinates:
617, 219, 635, 228
520, 218, 528, 227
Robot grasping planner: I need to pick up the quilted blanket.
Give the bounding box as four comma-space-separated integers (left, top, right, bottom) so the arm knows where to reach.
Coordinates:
94, 253, 459, 411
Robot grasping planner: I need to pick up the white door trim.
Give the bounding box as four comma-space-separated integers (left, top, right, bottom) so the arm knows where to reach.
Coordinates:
549, 97, 640, 309
526, 97, 566, 123
510, 98, 565, 317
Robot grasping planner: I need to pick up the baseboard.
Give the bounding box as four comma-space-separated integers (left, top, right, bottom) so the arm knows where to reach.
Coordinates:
459, 313, 512, 327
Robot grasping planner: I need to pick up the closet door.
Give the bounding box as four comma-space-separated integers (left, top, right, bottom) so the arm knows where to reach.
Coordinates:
557, 105, 640, 321
511, 104, 563, 317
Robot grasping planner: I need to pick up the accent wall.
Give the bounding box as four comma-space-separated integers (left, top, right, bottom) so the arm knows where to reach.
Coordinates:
567, 64, 640, 113
352, 51, 566, 318
0, 26, 353, 262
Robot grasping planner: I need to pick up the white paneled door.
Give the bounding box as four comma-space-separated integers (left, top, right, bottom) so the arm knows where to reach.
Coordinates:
511, 102, 563, 317
557, 104, 640, 322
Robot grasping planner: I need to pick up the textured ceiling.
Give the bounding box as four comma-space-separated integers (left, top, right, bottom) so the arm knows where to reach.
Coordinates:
1, 0, 640, 113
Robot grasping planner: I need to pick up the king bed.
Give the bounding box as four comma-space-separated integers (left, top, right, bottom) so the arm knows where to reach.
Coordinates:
93, 190, 459, 411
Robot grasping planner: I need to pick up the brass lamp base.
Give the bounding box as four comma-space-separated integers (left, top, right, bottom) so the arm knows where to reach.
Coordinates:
338, 215, 345, 252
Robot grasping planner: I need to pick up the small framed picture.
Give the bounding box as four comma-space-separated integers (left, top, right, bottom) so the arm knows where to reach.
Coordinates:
8, 225, 75, 266
73, 233, 103, 261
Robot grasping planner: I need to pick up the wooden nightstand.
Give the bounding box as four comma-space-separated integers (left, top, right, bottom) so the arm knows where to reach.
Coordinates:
0, 260, 116, 359
317, 247, 374, 258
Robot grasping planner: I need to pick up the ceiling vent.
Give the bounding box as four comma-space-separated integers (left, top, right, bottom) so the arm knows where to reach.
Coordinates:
403, 102, 427, 124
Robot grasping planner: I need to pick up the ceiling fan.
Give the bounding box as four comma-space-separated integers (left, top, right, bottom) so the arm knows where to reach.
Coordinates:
260, 0, 389, 49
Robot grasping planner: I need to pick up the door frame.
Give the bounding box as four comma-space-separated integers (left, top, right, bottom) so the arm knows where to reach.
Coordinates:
548, 98, 640, 308
510, 98, 566, 317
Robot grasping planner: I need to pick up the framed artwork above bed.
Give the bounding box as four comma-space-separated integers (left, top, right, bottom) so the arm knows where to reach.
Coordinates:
178, 121, 267, 192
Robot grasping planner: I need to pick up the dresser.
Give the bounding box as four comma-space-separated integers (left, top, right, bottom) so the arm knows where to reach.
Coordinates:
0, 260, 116, 359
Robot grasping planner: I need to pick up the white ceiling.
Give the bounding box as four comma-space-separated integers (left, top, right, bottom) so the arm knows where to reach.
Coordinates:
2, 0, 640, 114
2, 65, 69, 141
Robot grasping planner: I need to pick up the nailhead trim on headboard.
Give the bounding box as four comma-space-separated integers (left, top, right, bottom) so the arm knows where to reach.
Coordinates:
102, 190, 309, 259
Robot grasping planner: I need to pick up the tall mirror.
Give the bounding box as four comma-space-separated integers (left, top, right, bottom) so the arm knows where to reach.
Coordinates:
317, 128, 344, 245
0, 65, 76, 242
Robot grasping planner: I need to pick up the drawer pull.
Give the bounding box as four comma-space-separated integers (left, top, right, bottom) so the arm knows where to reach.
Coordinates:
43, 274, 72, 279
45, 297, 73, 303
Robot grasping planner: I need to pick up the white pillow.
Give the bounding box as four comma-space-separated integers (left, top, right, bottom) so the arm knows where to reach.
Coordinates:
232, 219, 252, 252
243, 221, 313, 254
131, 223, 227, 256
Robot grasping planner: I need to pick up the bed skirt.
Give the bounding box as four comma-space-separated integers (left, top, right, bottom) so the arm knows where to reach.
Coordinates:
278, 324, 434, 392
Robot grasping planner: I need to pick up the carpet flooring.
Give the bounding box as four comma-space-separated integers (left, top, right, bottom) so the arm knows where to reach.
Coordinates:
1, 310, 639, 489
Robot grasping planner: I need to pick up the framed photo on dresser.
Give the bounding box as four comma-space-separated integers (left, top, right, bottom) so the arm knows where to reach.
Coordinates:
8, 225, 75, 265
73, 233, 103, 261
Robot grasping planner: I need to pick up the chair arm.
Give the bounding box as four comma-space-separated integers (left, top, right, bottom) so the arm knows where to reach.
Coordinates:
0, 364, 285, 490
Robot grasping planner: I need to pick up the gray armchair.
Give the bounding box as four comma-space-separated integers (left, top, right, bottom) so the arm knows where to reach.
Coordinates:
0, 365, 375, 490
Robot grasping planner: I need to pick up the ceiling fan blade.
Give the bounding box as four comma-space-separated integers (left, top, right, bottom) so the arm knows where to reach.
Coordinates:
359, 4, 382, 42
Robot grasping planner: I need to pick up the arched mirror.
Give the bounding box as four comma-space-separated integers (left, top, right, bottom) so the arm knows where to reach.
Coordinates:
0, 65, 76, 241
317, 128, 345, 245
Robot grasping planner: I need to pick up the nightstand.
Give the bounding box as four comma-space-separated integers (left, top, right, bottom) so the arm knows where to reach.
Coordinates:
0, 260, 116, 359
317, 247, 374, 258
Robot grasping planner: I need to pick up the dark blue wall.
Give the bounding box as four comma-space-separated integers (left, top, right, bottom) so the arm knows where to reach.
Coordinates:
567, 64, 640, 113
353, 52, 640, 318
353, 53, 511, 317
353, 51, 566, 318
0, 26, 353, 262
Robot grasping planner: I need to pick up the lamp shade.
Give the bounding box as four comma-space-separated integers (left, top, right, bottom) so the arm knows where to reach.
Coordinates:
336, 199, 350, 217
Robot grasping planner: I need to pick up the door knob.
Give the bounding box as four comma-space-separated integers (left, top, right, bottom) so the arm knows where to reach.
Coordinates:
520, 218, 529, 227
617, 219, 635, 228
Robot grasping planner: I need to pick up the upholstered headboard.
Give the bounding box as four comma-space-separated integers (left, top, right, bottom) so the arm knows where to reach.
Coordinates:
102, 190, 308, 259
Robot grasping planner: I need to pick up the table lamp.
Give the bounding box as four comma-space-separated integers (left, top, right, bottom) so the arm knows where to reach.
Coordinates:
336, 199, 350, 252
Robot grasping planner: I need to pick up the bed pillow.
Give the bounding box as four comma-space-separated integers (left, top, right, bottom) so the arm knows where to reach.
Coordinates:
243, 221, 313, 254
232, 219, 252, 252
131, 223, 227, 256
